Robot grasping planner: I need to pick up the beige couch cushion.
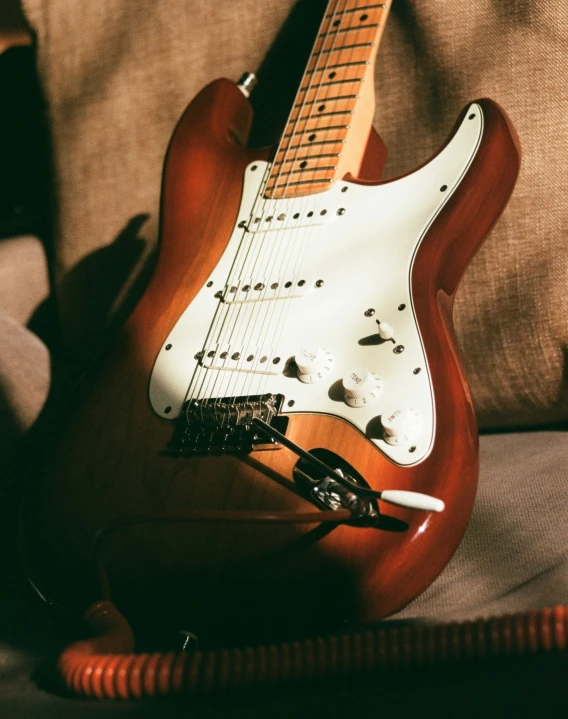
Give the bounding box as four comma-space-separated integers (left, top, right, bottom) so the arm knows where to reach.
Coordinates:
19, 0, 568, 429
0, 236, 49, 324
0, 308, 50, 451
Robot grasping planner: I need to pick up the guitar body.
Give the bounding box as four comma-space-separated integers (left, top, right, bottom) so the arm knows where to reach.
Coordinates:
26, 78, 520, 645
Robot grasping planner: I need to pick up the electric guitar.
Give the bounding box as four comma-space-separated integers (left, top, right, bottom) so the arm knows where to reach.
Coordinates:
25, 0, 520, 645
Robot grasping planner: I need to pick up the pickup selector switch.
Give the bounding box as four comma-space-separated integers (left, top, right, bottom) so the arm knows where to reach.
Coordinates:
377, 321, 395, 341
342, 367, 383, 407
381, 408, 423, 446
294, 345, 334, 384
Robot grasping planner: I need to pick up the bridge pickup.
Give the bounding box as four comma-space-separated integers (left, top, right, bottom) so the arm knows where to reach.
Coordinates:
222, 276, 313, 304
201, 345, 287, 375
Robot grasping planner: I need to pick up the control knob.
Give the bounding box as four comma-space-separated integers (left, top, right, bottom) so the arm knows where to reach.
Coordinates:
342, 367, 383, 407
294, 345, 334, 384
381, 408, 423, 446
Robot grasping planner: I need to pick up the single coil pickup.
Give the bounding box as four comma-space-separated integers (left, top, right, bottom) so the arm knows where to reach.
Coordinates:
222, 276, 313, 304
200, 346, 288, 375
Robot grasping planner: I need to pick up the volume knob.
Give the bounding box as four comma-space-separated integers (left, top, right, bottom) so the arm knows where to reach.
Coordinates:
342, 367, 383, 407
381, 408, 423, 446
294, 345, 334, 384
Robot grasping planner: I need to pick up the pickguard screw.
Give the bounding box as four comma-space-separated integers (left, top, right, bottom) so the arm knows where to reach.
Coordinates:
214, 290, 223, 298
468, 113, 476, 119
207, 281, 213, 287
165, 344, 172, 350
413, 367, 421, 374
394, 345, 405, 354
288, 400, 295, 407
315, 279, 324, 288
251, 165, 258, 171
398, 304, 406, 311
341, 186, 348, 193
364, 308, 375, 317
337, 208, 346, 215
164, 406, 172, 414
409, 446, 416, 453
273, 357, 281, 364
440, 184, 448, 192
238, 221, 246, 228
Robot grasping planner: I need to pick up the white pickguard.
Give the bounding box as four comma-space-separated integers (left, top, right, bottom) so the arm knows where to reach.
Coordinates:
149, 104, 483, 466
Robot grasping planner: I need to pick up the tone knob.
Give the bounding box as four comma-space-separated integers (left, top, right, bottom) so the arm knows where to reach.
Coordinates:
294, 345, 334, 384
381, 408, 423, 446
342, 367, 383, 407
377, 321, 394, 340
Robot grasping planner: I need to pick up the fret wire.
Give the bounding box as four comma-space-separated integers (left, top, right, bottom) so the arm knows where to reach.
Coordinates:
272, 153, 341, 166
305, 60, 370, 74
284, 139, 346, 150
290, 110, 354, 120
310, 77, 364, 88
324, 3, 386, 18
312, 41, 375, 58
275, 166, 338, 178
268, 178, 335, 188
325, 23, 381, 35
297, 94, 359, 104
283, 123, 350, 139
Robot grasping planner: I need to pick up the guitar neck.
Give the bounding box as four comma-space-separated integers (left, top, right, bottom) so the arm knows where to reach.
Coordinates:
265, 0, 391, 200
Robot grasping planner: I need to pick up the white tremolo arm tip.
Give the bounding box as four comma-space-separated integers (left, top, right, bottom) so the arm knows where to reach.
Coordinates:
380, 490, 445, 513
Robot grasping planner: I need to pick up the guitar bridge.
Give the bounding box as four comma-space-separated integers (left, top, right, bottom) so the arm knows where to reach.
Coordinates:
166, 393, 287, 456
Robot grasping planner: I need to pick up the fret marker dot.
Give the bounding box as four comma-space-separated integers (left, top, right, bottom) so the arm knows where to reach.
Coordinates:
318, 104, 326, 112
308, 133, 316, 141
333, 19, 340, 27
329, 72, 336, 79
300, 161, 308, 169
360, 13, 368, 21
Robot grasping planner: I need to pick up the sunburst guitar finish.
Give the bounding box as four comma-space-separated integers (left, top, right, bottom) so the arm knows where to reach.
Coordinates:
25, 77, 520, 644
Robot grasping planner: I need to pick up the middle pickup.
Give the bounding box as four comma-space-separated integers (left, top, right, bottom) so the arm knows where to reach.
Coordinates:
222, 276, 313, 304
201, 344, 288, 375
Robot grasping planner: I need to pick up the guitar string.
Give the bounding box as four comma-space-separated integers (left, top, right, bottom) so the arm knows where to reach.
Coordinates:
184, 0, 368, 435
202, 0, 365, 423
235, 0, 351, 408
233, 0, 349, 405
250, 0, 353, 404
193, 0, 370, 410
197, 0, 347, 415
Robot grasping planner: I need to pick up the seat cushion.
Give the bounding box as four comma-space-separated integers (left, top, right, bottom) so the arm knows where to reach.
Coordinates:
394, 430, 568, 622
0, 236, 49, 324
0, 307, 49, 452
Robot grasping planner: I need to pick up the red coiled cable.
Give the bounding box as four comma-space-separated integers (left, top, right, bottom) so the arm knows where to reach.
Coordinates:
57, 601, 568, 699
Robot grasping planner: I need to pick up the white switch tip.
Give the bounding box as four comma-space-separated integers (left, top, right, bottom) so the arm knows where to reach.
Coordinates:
380, 490, 445, 513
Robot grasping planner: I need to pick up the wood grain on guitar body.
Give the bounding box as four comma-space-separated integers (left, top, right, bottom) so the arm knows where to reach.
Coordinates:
25, 0, 520, 642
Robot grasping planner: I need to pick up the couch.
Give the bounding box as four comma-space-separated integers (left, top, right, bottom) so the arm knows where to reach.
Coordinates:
1, 0, 568, 713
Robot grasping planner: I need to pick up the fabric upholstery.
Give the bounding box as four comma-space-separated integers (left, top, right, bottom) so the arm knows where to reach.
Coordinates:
19, 0, 568, 429
0, 308, 50, 452
0, 235, 49, 324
